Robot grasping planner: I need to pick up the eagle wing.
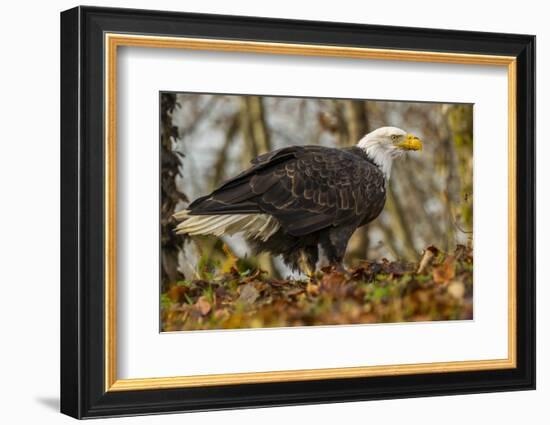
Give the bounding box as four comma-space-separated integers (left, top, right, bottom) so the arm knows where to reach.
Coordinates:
188, 146, 386, 237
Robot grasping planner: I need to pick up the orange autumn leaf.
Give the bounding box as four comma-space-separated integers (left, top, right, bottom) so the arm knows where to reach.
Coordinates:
167, 285, 187, 303
433, 255, 456, 284
306, 282, 320, 297
320, 271, 346, 287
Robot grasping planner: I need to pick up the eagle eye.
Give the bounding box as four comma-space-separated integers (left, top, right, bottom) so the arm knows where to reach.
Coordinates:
391, 134, 400, 142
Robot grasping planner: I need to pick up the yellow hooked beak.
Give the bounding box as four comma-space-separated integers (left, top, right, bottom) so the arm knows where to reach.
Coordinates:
397, 134, 423, 151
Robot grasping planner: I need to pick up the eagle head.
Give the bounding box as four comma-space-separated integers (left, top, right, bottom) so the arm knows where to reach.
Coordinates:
356, 126, 422, 179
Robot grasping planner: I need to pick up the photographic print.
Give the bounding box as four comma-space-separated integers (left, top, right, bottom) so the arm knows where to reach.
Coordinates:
160, 92, 473, 331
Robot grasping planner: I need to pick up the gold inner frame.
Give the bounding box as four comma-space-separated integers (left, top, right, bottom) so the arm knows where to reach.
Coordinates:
104, 33, 517, 392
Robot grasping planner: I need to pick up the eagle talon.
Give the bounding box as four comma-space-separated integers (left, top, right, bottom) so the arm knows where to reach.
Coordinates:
299, 251, 316, 279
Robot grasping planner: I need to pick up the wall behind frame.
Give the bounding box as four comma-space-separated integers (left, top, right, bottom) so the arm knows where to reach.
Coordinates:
0, 0, 544, 424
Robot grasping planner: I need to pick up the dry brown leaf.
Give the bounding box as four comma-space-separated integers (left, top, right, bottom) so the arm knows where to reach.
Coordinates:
454, 245, 467, 261
167, 285, 187, 303
238, 283, 260, 304
433, 255, 456, 284
447, 280, 465, 300
417, 245, 440, 274
306, 282, 320, 297
320, 271, 346, 287
385, 261, 412, 276
195, 296, 211, 315
284, 287, 305, 297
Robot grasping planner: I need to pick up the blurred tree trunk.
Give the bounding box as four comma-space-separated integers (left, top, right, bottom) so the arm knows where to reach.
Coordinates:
447, 105, 474, 236
345, 100, 371, 262
239, 96, 279, 277
393, 164, 441, 249
345, 100, 368, 146
375, 217, 400, 259
211, 113, 240, 189
160, 93, 187, 290
386, 183, 419, 260
240, 96, 271, 167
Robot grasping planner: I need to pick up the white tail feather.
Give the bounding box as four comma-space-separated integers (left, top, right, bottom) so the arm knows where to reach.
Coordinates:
174, 210, 280, 241
183, 215, 234, 233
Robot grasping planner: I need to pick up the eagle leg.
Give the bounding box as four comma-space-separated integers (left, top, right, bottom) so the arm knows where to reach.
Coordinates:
321, 223, 358, 272
299, 252, 314, 278
299, 245, 319, 278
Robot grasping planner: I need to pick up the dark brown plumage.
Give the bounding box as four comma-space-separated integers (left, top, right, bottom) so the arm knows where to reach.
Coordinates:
181, 145, 386, 271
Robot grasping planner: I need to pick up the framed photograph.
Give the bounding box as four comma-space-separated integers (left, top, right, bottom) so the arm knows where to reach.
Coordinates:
60, 6, 535, 419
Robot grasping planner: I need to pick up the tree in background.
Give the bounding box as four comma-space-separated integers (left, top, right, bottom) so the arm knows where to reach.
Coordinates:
447, 104, 474, 235
343, 100, 371, 262
160, 93, 187, 290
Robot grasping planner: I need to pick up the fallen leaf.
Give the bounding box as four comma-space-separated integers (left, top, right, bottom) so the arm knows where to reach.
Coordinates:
214, 286, 230, 300
306, 282, 320, 297
349, 266, 369, 281
385, 261, 413, 276
213, 308, 230, 321
447, 280, 465, 300
167, 285, 187, 303
433, 255, 456, 284
195, 296, 211, 315
320, 271, 346, 287
284, 287, 305, 297
238, 283, 260, 304
267, 279, 287, 287
368, 262, 383, 275
454, 245, 467, 260
417, 245, 440, 274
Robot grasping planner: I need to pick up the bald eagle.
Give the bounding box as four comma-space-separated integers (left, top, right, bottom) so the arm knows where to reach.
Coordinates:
174, 126, 422, 272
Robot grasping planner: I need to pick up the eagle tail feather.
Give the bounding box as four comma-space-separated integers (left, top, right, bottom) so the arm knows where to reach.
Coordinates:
175, 210, 280, 241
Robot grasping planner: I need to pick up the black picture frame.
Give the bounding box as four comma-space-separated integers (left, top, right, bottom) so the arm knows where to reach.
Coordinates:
61, 5, 535, 419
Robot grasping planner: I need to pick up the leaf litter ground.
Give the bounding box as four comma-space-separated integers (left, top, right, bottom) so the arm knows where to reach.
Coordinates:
161, 245, 473, 331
